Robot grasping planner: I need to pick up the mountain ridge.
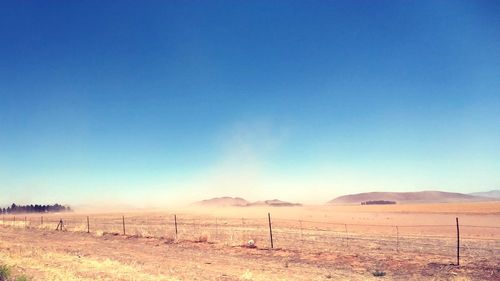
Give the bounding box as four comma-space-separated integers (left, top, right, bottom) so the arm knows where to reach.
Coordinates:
328, 190, 496, 204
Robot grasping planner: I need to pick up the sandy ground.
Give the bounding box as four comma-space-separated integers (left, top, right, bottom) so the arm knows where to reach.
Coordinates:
0, 202, 498, 280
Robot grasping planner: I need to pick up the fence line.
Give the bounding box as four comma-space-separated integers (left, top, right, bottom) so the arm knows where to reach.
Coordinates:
1, 215, 498, 231
0, 213, 498, 266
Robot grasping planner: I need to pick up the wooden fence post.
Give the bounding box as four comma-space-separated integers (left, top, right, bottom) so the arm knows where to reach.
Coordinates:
215, 217, 218, 240
456, 217, 460, 266
87, 216, 90, 233
174, 215, 178, 239
268, 213, 274, 249
41, 216, 43, 227
56, 219, 64, 231
299, 220, 303, 242
24, 216, 27, 228
242, 218, 246, 238
395, 225, 399, 252
122, 216, 126, 235
345, 224, 349, 247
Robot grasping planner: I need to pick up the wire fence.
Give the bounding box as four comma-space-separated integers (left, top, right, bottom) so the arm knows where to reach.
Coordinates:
1, 213, 499, 265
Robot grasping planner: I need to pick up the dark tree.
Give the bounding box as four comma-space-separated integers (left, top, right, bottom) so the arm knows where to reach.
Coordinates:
1, 203, 72, 214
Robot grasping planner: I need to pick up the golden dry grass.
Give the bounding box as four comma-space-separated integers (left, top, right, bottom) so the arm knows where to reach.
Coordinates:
0, 202, 498, 280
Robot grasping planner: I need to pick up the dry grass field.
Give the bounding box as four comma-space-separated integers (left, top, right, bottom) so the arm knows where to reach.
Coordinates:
0, 202, 499, 280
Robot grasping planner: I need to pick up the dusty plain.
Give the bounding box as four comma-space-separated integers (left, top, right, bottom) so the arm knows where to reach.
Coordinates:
0, 202, 499, 280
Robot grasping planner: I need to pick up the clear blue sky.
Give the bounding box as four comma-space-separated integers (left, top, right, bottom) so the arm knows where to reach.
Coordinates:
1, 1, 499, 206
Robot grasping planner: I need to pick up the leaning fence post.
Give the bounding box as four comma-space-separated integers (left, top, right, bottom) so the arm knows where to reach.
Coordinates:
456, 217, 460, 266
87, 216, 90, 233
56, 219, 63, 231
268, 213, 274, 249
122, 216, 126, 235
174, 214, 178, 239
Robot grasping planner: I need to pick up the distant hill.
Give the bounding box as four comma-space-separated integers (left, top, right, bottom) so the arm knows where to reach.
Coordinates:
247, 199, 302, 207
195, 197, 301, 207
469, 190, 500, 199
328, 191, 492, 205
196, 197, 249, 207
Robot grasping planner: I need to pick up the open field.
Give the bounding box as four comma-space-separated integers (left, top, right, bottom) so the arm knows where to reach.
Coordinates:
0, 202, 499, 280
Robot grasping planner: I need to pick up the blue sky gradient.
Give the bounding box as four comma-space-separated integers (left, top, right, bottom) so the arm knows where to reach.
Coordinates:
1, 1, 499, 205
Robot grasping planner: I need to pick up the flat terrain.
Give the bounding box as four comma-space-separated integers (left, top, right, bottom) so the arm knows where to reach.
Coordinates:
0, 202, 499, 280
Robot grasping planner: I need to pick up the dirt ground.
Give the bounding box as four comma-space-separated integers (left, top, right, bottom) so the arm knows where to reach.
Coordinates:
0, 202, 498, 280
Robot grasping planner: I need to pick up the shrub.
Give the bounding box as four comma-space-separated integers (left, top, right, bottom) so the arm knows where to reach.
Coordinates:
372, 270, 386, 277
0, 264, 31, 281
196, 232, 209, 243
0, 265, 11, 281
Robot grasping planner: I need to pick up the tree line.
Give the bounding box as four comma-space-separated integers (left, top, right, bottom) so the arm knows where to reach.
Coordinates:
361, 200, 396, 205
0, 203, 71, 214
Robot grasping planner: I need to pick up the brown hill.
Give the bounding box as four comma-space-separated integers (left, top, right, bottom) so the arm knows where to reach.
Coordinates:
469, 190, 500, 199
195, 197, 249, 207
247, 199, 302, 207
328, 191, 491, 205
195, 197, 301, 207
